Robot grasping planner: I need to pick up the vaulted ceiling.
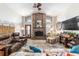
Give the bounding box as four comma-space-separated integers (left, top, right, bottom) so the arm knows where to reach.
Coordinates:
6, 3, 70, 16
5, 3, 79, 21
0, 3, 79, 24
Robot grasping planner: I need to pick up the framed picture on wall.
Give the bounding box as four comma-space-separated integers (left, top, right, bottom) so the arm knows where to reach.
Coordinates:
35, 20, 42, 28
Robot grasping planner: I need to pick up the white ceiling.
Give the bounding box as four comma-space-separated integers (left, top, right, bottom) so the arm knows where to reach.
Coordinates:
5, 3, 71, 16
0, 4, 21, 25
5, 3, 79, 22
0, 3, 79, 23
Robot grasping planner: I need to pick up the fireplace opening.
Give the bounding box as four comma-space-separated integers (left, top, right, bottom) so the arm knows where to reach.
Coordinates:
35, 31, 43, 36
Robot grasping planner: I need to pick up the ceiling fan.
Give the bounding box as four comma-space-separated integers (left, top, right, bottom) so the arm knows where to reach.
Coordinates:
33, 3, 42, 11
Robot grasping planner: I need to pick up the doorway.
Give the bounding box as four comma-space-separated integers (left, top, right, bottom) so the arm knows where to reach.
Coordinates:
25, 25, 31, 38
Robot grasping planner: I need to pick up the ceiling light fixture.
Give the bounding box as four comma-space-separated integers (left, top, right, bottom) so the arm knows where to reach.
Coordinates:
33, 3, 42, 11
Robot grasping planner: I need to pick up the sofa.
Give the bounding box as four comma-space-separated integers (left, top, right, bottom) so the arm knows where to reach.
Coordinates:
59, 33, 79, 48
0, 32, 27, 56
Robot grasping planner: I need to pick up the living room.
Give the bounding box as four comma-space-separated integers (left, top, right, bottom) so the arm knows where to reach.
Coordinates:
0, 3, 79, 56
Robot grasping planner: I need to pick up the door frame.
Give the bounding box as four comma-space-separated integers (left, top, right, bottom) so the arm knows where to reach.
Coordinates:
25, 25, 31, 38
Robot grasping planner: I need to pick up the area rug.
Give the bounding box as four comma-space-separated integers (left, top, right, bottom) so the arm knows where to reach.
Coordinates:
10, 39, 66, 56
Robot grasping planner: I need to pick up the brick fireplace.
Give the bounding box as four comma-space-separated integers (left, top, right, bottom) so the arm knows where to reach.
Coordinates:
35, 31, 43, 36
32, 13, 46, 39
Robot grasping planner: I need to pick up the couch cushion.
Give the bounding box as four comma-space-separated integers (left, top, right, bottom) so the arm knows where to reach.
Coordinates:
11, 32, 20, 37
0, 34, 10, 41
0, 38, 13, 44
11, 42, 22, 52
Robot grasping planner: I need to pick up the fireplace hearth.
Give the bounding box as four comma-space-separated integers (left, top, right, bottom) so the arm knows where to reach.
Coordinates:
35, 31, 43, 36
